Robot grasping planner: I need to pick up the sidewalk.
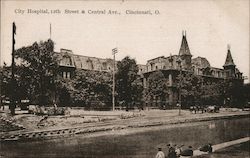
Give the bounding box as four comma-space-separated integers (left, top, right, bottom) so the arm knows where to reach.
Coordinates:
192, 137, 250, 157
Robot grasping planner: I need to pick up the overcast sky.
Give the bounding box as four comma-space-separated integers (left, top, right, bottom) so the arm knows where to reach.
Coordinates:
1, 0, 249, 82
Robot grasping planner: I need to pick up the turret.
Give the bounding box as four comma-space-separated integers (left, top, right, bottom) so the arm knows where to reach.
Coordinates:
223, 45, 236, 78
178, 31, 192, 70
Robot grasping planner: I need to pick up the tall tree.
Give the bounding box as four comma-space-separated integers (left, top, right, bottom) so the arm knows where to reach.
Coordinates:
58, 69, 112, 109
222, 79, 244, 108
178, 72, 203, 108
201, 80, 224, 106
144, 70, 168, 107
15, 39, 58, 106
178, 72, 225, 107
116, 56, 143, 110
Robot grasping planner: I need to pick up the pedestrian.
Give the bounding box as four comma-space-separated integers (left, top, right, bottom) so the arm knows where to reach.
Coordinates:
165, 144, 171, 157
168, 146, 177, 158
175, 145, 183, 157
155, 147, 165, 158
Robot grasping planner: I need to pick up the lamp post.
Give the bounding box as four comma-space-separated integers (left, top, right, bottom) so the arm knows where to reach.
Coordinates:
176, 57, 182, 116
112, 48, 118, 111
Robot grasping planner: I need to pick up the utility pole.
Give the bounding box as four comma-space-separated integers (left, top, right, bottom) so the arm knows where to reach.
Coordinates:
112, 48, 118, 111
10, 22, 16, 115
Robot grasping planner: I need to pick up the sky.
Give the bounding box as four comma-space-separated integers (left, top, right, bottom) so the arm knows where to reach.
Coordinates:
1, 0, 249, 82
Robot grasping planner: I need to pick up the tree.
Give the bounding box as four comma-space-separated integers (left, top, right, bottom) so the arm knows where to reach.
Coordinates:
1, 63, 12, 106
175, 71, 203, 108
242, 83, 250, 106
178, 71, 227, 108
202, 79, 225, 106
58, 69, 112, 109
222, 79, 245, 108
116, 56, 143, 110
144, 70, 168, 108
130, 76, 144, 109
15, 39, 58, 106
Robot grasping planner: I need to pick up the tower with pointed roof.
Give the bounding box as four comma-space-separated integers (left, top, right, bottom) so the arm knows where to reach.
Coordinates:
223, 45, 236, 78
179, 31, 192, 70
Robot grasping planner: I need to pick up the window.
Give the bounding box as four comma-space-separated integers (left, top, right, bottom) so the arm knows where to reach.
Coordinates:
63, 71, 67, 78
67, 72, 71, 79
150, 63, 153, 71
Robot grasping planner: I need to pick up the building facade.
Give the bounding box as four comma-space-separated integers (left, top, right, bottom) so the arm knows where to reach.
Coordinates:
56, 48, 117, 79
142, 32, 243, 107
57, 32, 244, 107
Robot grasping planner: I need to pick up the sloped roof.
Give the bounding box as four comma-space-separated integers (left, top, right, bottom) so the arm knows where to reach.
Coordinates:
192, 56, 210, 68
56, 49, 115, 71
179, 34, 192, 56
223, 48, 235, 67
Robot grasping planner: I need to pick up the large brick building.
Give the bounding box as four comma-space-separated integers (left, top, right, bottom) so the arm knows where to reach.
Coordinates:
56, 48, 146, 79
57, 32, 244, 107
142, 32, 243, 107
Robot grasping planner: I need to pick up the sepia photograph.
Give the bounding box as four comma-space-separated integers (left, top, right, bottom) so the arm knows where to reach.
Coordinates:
0, 0, 249, 157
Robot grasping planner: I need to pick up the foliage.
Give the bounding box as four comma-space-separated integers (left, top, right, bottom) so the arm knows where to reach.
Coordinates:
2, 39, 113, 109
130, 76, 144, 108
222, 79, 245, 107
144, 70, 168, 106
242, 83, 250, 106
177, 72, 225, 108
57, 69, 112, 109
1, 64, 11, 101
12, 39, 58, 106
177, 72, 203, 107
201, 80, 224, 106
116, 56, 143, 110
